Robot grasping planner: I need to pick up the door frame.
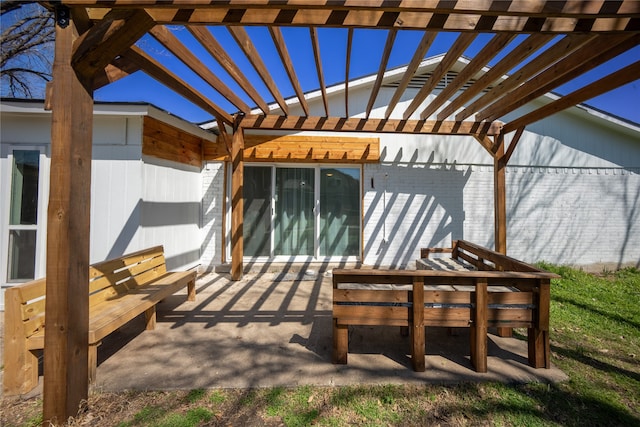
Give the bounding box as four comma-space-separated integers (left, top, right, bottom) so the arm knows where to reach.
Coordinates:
225, 162, 362, 263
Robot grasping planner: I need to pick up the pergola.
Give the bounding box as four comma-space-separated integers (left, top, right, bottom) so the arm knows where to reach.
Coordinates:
38, 1, 639, 423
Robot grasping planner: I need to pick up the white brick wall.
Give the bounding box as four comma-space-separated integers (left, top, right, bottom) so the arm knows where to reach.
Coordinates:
201, 161, 225, 271
363, 162, 640, 269
505, 166, 640, 268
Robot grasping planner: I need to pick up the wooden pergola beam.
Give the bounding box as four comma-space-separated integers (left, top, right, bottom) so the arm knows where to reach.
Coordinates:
121, 46, 234, 124
365, 28, 397, 118
503, 60, 640, 133
65, 0, 640, 17
456, 33, 594, 121
384, 31, 436, 119
76, 1, 640, 32
269, 26, 310, 116
92, 59, 141, 90
310, 27, 329, 117
150, 25, 251, 113
419, 32, 516, 120
72, 8, 154, 84
228, 26, 289, 115
188, 26, 269, 114
477, 34, 639, 122
437, 33, 554, 121
403, 32, 477, 120
240, 114, 502, 136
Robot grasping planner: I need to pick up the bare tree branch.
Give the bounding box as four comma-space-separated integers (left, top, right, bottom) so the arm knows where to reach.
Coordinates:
1, 2, 54, 98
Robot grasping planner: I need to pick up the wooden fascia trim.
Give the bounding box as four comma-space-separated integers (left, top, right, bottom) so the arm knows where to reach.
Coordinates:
205, 134, 380, 163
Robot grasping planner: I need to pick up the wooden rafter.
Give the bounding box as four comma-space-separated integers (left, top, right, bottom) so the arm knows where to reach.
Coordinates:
228, 26, 289, 114
150, 26, 250, 113
455, 34, 595, 121
76, 1, 640, 33
365, 28, 397, 118
477, 34, 639, 122
345, 28, 353, 118
269, 27, 310, 116
240, 114, 503, 136
437, 33, 554, 121
503, 60, 640, 133
188, 26, 269, 114
310, 27, 329, 117
403, 32, 477, 120
72, 8, 154, 84
121, 46, 233, 123
384, 31, 436, 119
419, 33, 516, 120
269, 27, 309, 116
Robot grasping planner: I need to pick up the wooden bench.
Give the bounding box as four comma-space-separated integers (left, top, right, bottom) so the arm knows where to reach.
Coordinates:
3, 246, 197, 396
332, 240, 558, 373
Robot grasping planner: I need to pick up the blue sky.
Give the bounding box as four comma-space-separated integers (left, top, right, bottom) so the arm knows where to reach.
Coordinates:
95, 27, 640, 125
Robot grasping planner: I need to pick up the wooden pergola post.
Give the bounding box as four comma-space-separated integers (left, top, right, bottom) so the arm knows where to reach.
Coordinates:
230, 116, 245, 280
43, 13, 93, 425
494, 133, 512, 338
493, 134, 507, 255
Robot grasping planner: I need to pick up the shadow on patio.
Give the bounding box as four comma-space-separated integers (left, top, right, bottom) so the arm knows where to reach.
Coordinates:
88, 269, 567, 392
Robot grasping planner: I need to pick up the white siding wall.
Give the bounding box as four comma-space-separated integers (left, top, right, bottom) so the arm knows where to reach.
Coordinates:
200, 162, 225, 271
140, 157, 202, 271
0, 104, 207, 309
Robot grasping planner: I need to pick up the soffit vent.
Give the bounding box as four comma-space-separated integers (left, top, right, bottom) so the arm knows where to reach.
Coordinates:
383, 71, 493, 92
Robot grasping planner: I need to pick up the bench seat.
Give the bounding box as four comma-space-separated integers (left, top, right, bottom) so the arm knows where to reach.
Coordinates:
3, 246, 196, 396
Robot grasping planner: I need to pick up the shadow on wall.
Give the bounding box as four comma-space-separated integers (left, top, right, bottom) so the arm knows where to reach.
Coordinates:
201, 164, 224, 272
364, 149, 472, 268
105, 199, 201, 270
506, 133, 640, 268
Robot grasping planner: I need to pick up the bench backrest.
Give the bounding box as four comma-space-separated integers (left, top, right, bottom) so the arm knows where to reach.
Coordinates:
6, 245, 167, 340
421, 240, 542, 273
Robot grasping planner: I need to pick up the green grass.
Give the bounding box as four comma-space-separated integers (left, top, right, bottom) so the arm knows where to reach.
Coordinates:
2, 265, 638, 426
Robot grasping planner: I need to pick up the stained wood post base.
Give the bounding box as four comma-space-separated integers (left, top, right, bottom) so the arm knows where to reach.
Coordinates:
332, 320, 348, 364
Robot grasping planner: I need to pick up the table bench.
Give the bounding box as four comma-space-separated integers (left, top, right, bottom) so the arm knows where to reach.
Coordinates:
3, 245, 197, 396
332, 240, 558, 373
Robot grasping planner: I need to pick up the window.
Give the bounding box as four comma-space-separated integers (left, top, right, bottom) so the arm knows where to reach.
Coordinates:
7, 150, 40, 281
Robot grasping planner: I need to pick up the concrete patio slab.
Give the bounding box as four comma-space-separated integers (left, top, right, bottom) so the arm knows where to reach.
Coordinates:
0, 270, 568, 397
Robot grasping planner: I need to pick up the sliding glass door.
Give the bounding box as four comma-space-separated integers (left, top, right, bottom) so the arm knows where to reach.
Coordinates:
274, 168, 315, 256
238, 165, 361, 260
